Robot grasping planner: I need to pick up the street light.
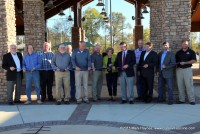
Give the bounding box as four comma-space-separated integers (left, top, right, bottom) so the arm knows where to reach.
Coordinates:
96, 0, 104, 6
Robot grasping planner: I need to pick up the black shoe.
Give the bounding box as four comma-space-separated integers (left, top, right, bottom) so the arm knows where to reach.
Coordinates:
56, 101, 61, 105
135, 97, 142, 101
83, 100, 90, 104
70, 98, 76, 102
157, 100, 165, 103
8, 102, 14, 105
177, 101, 185, 104
97, 98, 101, 101
168, 101, 173, 105
190, 102, 195, 105
48, 98, 55, 101
14, 100, 22, 103
107, 98, 113, 101
120, 100, 127, 104
92, 99, 97, 102
64, 101, 70, 104
129, 101, 134, 104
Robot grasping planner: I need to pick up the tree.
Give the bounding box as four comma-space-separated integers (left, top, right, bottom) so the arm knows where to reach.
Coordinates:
82, 8, 104, 44
143, 28, 150, 43
47, 18, 73, 48
105, 12, 132, 46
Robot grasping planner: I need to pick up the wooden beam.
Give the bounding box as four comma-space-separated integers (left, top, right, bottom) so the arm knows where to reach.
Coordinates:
45, 0, 82, 19
80, 0, 94, 7
16, 26, 24, 35
191, 22, 200, 32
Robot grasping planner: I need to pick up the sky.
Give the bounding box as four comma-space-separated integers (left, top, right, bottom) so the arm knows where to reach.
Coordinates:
47, 0, 150, 34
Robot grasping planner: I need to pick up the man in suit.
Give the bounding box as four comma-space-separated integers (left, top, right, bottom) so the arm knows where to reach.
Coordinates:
157, 42, 176, 105
138, 42, 158, 103
115, 42, 136, 104
2, 44, 23, 105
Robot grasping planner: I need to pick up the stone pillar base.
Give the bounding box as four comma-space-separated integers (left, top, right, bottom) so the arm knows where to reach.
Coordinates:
134, 25, 143, 49
71, 27, 82, 49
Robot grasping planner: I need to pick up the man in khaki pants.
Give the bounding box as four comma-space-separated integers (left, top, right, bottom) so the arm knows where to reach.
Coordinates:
175, 39, 197, 105
91, 44, 103, 101
72, 41, 91, 104
51, 44, 71, 105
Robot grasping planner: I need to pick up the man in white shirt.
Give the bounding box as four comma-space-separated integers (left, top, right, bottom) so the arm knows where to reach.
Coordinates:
2, 44, 23, 105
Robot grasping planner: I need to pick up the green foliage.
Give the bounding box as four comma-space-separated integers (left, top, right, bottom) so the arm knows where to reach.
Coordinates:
82, 8, 104, 44
143, 28, 150, 43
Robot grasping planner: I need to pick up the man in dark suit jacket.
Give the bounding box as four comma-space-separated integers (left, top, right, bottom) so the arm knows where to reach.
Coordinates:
138, 42, 158, 103
115, 42, 136, 104
157, 42, 176, 105
2, 44, 23, 105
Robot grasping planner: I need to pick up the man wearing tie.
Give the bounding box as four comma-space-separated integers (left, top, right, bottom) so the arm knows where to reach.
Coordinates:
157, 42, 176, 105
115, 42, 136, 104
138, 42, 158, 103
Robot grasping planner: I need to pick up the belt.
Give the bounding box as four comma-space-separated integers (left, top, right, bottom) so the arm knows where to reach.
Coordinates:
59, 70, 67, 72
179, 67, 191, 69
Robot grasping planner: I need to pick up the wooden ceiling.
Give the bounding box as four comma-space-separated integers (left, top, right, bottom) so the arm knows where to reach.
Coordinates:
14, 0, 200, 35
191, 0, 200, 32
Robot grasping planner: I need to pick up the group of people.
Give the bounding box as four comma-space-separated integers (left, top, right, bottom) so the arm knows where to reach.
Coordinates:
2, 39, 197, 105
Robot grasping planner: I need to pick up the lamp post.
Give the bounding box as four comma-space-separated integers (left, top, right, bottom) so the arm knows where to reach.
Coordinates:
109, 0, 113, 48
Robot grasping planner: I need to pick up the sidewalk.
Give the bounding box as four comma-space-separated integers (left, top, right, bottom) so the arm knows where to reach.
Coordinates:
0, 83, 200, 134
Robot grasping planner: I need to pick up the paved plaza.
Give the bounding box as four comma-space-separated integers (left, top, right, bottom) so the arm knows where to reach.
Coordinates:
0, 82, 200, 134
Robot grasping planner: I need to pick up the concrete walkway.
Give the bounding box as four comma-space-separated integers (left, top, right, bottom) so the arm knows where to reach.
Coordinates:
0, 102, 200, 134
0, 68, 199, 134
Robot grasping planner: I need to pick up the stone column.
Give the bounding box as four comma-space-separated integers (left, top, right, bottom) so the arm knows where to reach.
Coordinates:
150, 0, 191, 101
150, 0, 165, 52
0, 0, 16, 102
71, 27, 82, 49
23, 0, 45, 51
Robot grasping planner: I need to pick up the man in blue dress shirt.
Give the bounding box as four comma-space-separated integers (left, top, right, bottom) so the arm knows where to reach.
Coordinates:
23, 45, 42, 105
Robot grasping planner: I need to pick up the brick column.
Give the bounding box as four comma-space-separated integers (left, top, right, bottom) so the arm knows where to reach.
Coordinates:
71, 27, 82, 49
134, 25, 143, 49
0, 0, 16, 102
150, 0, 165, 52
150, 0, 191, 101
23, 0, 45, 51
163, 0, 191, 51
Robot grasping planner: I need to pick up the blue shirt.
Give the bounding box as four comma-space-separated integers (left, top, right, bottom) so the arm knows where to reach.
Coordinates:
37, 50, 54, 70
72, 49, 91, 71
161, 51, 168, 70
91, 52, 103, 70
23, 52, 42, 70
135, 48, 145, 64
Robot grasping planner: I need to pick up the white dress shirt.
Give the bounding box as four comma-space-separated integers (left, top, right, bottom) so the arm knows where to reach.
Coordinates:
144, 50, 151, 61
11, 53, 21, 72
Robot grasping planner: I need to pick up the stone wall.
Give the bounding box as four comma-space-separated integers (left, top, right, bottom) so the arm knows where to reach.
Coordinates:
0, 0, 16, 102
150, 0, 191, 52
23, 0, 45, 51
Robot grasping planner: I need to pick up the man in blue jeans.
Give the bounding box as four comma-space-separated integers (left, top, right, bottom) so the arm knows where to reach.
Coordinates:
23, 45, 42, 105
157, 42, 176, 105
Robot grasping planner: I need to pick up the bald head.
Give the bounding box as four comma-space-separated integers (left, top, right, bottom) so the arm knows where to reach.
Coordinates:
66, 45, 72, 53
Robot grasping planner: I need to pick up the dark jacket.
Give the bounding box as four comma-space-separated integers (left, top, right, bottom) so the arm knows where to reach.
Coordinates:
2, 52, 23, 81
115, 50, 136, 77
138, 50, 158, 78
157, 51, 176, 78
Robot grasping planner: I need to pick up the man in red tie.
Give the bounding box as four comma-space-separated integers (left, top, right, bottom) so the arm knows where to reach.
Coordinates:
115, 42, 136, 104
